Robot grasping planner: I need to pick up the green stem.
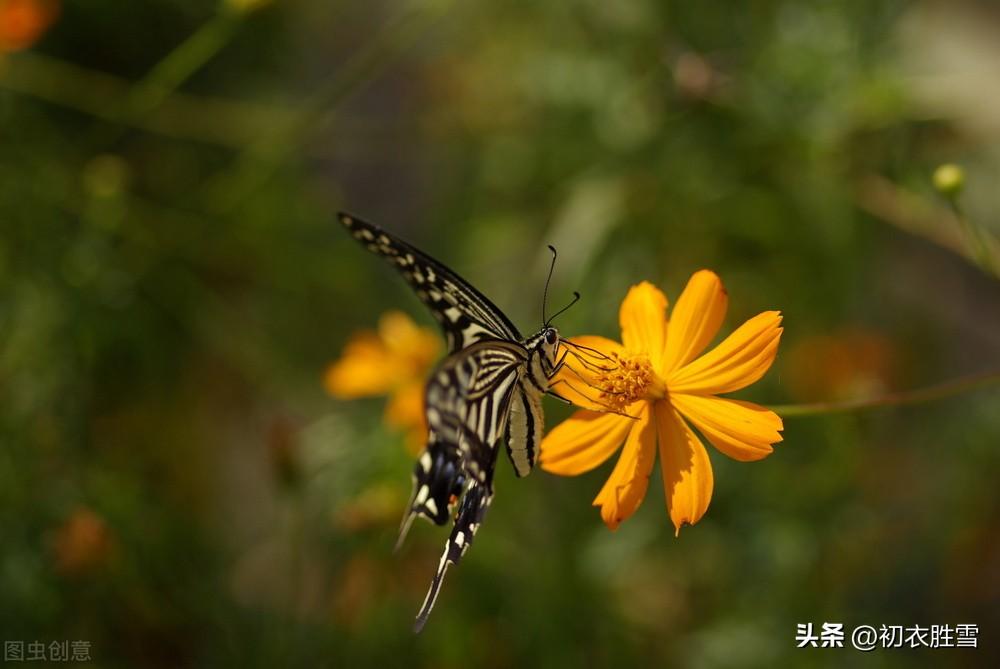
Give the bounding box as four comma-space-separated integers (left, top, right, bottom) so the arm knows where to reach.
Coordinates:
1, 52, 405, 151
123, 10, 240, 121
773, 370, 1000, 417
945, 197, 997, 275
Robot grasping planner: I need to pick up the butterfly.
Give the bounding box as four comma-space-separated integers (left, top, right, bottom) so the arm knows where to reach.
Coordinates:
338, 212, 579, 631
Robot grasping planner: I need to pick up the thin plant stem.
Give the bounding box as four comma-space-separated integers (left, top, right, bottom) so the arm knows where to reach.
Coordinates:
0, 52, 415, 151
123, 10, 240, 121
77, 9, 243, 151
944, 197, 997, 276
772, 369, 1000, 417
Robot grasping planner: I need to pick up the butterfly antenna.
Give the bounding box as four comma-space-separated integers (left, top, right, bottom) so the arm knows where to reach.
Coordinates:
542, 245, 557, 325
546, 291, 581, 326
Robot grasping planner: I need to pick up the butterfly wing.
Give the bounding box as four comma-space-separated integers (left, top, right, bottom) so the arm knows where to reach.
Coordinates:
424, 340, 525, 484
399, 341, 525, 628
413, 476, 493, 633
394, 432, 465, 552
504, 380, 544, 478
397, 340, 524, 544
339, 213, 522, 352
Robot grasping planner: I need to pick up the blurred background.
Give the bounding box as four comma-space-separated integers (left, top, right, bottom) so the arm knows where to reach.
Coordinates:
2, 0, 999, 666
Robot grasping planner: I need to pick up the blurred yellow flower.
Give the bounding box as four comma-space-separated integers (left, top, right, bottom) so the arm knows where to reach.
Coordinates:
325, 311, 440, 453
541, 272, 783, 534
0, 0, 59, 52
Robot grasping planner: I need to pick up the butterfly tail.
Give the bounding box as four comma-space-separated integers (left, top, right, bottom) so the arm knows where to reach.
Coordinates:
413, 546, 452, 633
413, 479, 493, 633
395, 511, 418, 554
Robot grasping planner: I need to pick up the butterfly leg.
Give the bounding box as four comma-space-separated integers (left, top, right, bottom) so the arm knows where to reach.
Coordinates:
413, 478, 494, 633
551, 347, 570, 376
545, 380, 573, 405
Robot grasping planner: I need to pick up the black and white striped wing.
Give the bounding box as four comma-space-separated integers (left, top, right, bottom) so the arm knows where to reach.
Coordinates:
424, 340, 526, 483
504, 380, 544, 478
396, 340, 524, 547
413, 476, 493, 633
395, 432, 465, 550
339, 213, 522, 352
404, 342, 524, 629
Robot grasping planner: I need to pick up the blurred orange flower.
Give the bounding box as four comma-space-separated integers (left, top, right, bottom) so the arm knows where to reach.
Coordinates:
0, 0, 59, 52
541, 272, 784, 534
784, 329, 895, 402
51, 506, 114, 576
325, 310, 440, 453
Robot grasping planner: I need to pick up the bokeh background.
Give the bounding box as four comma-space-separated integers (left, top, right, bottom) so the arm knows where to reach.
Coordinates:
2, 0, 999, 667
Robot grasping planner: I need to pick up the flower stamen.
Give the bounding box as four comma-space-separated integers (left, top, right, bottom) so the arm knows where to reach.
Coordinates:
593, 352, 665, 411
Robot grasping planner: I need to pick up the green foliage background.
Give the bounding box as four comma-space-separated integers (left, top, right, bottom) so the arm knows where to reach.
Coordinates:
2, 0, 999, 667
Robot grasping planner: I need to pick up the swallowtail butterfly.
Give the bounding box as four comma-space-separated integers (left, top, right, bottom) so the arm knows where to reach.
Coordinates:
338, 213, 576, 631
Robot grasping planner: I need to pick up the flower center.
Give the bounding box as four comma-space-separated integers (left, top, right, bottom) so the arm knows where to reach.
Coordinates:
596, 352, 665, 411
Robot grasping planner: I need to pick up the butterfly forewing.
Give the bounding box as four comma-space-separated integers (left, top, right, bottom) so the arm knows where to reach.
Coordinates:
339, 214, 521, 351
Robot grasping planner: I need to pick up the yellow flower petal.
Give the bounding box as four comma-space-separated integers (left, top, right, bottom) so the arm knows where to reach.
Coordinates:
654, 401, 714, 535
553, 335, 624, 411
592, 403, 656, 530
619, 282, 668, 369
661, 270, 728, 374
667, 311, 783, 395
671, 394, 782, 462
324, 333, 399, 398
566, 335, 625, 357
384, 381, 425, 431
378, 310, 440, 373
540, 409, 633, 476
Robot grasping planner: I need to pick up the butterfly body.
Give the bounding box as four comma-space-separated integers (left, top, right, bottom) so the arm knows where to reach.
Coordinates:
338, 213, 562, 631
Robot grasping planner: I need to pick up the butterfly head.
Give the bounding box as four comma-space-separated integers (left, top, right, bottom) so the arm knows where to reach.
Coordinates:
534, 244, 580, 386
525, 326, 562, 389
540, 326, 561, 364
530, 292, 577, 385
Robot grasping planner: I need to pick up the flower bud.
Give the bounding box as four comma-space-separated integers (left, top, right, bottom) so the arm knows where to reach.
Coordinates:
933, 163, 964, 197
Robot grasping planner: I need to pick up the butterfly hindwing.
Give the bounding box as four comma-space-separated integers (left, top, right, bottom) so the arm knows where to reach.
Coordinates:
504, 379, 544, 478
395, 432, 465, 550
424, 340, 524, 483
413, 476, 494, 633
339, 213, 521, 352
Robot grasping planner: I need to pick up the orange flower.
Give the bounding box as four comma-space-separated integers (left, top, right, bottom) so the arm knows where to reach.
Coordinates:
0, 0, 59, 52
51, 506, 114, 576
784, 329, 894, 402
325, 311, 440, 453
540, 271, 783, 534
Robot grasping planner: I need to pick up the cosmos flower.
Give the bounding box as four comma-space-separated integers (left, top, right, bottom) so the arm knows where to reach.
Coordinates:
540, 272, 783, 534
325, 310, 440, 453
